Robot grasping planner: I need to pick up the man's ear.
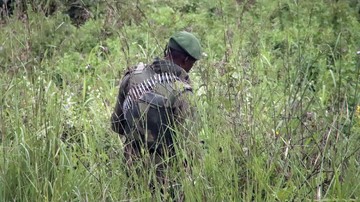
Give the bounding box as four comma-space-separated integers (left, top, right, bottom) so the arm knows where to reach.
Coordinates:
163, 45, 169, 57
184, 56, 189, 63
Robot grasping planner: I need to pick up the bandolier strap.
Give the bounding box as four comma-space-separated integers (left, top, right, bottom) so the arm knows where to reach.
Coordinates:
122, 72, 179, 115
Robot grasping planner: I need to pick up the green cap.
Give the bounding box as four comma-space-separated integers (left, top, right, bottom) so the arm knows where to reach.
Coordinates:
168, 31, 202, 60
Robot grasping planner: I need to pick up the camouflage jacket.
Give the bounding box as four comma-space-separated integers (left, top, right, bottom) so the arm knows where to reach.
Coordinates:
111, 58, 194, 146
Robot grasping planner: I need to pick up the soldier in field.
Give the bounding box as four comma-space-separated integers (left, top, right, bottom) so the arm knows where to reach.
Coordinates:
111, 31, 202, 199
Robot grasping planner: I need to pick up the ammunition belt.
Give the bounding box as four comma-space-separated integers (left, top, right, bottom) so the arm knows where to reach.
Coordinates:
122, 72, 179, 114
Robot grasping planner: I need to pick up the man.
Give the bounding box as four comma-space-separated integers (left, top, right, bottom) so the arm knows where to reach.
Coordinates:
110, 31, 202, 196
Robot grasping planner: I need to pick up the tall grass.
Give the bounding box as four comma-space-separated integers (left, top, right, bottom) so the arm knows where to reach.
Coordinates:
1, 0, 360, 201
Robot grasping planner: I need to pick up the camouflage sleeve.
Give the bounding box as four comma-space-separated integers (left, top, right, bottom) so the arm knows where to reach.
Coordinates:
173, 88, 204, 163
111, 73, 131, 136
173, 89, 197, 136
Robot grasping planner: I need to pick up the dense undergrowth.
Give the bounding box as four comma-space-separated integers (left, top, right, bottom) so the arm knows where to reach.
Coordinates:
1, 0, 360, 201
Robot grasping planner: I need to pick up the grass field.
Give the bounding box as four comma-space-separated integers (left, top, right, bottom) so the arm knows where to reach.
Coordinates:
1, 0, 360, 201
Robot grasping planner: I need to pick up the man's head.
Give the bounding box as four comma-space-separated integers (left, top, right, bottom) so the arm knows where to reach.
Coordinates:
164, 31, 202, 72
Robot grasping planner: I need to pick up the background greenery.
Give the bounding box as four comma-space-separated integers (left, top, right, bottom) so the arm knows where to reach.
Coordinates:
1, 0, 360, 201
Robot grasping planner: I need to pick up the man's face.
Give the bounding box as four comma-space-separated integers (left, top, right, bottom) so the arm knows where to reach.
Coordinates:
183, 57, 196, 72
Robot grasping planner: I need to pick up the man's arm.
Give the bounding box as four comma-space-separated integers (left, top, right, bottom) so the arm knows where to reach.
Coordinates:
173, 88, 204, 162
173, 88, 197, 135
111, 73, 131, 135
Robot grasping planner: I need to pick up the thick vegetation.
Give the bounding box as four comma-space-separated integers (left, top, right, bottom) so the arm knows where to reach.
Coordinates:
1, 0, 360, 201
